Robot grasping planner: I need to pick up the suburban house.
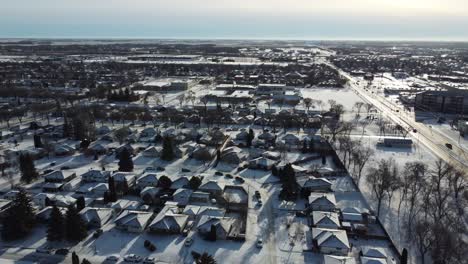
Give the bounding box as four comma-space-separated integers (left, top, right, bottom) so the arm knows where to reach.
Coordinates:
173, 188, 193, 206
80, 207, 114, 228
312, 211, 341, 229
360, 248, 389, 264
148, 205, 189, 234
81, 170, 111, 183
199, 181, 226, 197
308, 193, 337, 212
44, 170, 76, 183
312, 228, 350, 256
114, 210, 154, 233
299, 177, 332, 196
140, 187, 162, 205
170, 176, 190, 190
197, 216, 234, 240
113, 172, 137, 194
248, 157, 277, 170
136, 173, 159, 190
223, 185, 248, 212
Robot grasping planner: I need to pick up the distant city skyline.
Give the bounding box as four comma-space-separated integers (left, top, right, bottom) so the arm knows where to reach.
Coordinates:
2, 0, 468, 41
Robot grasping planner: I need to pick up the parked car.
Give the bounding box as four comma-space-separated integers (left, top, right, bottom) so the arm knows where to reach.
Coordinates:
256, 238, 263, 248
215, 171, 223, 176
225, 174, 233, 179
124, 254, 142, 262
104, 255, 120, 262
255, 191, 261, 198
235, 176, 245, 183
144, 240, 156, 252
257, 199, 263, 207
446, 143, 453, 150
55, 248, 69, 255
184, 237, 193, 247
143, 257, 156, 264
36, 248, 53, 254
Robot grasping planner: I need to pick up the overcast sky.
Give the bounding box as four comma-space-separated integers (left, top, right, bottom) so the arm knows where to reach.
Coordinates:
1, 0, 468, 40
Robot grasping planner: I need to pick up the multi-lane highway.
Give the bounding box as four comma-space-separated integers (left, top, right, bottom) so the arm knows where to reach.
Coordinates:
327, 61, 468, 171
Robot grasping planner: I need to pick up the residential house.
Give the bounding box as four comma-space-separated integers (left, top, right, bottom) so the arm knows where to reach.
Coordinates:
197, 216, 234, 240
81, 170, 111, 183
199, 181, 225, 197
312, 228, 350, 256
223, 185, 248, 211
80, 207, 114, 228
299, 177, 332, 196
114, 210, 153, 233
137, 173, 159, 190
308, 193, 337, 212
173, 188, 193, 206
312, 211, 341, 229
148, 205, 189, 234
44, 170, 76, 183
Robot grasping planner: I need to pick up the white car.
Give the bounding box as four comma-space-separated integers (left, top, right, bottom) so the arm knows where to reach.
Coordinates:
124, 254, 142, 263
105, 255, 119, 262
143, 257, 156, 264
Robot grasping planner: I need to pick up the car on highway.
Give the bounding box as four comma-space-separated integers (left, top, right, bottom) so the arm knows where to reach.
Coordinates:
445, 143, 453, 150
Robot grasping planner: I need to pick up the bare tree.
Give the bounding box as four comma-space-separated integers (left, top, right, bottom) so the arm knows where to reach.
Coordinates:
366, 158, 399, 217
176, 94, 185, 107
351, 145, 374, 185
303, 98, 312, 113
400, 162, 427, 235
326, 120, 354, 142
353, 102, 364, 117
428, 159, 454, 223
413, 219, 434, 264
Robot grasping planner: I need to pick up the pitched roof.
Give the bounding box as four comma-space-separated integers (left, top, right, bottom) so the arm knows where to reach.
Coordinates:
312, 228, 350, 249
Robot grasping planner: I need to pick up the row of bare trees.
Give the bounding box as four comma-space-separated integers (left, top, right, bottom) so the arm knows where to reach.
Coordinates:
365, 159, 467, 264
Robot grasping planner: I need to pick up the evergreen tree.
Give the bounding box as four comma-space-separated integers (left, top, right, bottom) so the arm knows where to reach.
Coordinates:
271, 165, 278, 177
207, 225, 217, 241
400, 248, 408, 264
1, 189, 36, 240
76, 196, 86, 211
279, 164, 298, 201
65, 205, 87, 242
161, 136, 174, 161
72, 251, 80, 264
19, 153, 39, 183
63, 117, 71, 138
188, 176, 202, 190
196, 252, 216, 264
47, 205, 65, 241
108, 176, 117, 202
33, 134, 43, 148
118, 148, 134, 172
246, 128, 255, 147
158, 175, 173, 189
301, 140, 308, 153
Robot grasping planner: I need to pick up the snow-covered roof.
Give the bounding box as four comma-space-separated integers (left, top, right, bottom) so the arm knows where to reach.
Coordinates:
115, 210, 153, 229
312, 211, 341, 228
309, 193, 337, 206
312, 228, 350, 250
